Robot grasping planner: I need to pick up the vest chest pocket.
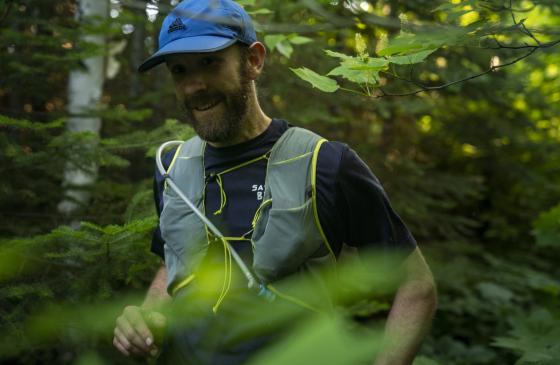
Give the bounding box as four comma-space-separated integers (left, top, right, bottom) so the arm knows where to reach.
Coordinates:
252, 198, 327, 283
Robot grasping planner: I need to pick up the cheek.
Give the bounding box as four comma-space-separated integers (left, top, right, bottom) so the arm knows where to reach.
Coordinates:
173, 86, 184, 100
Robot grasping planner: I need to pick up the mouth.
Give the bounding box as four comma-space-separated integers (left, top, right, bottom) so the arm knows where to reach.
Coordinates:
192, 98, 222, 112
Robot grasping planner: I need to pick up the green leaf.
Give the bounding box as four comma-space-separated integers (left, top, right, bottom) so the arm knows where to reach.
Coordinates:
325, 50, 354, 61
387, 49, 437, 65
349, 58, 389, 70
289, 36, 313, 45
328, 66, 374, 85
492, 309, 560, 363
276, 41, 294, 58
326, 56, 387, 85
431, 3, 459, 13
377, 42, 424, 57
248, 8, 273, 15
447, 9, 474, 24
291, 67, 339, 93
248, 314, 381, 365
236, 0, 256, 6
264, 34, 286, 51
476, 282, 514, 302
533, 203, 560, 247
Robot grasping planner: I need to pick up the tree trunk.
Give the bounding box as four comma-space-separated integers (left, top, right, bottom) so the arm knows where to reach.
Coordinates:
57, 0, 108, 224
129, 12, 145, 99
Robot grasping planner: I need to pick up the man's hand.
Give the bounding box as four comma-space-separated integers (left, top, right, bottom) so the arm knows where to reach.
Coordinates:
113, 305, 167, 358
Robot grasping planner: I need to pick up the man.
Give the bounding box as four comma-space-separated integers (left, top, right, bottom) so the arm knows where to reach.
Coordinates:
113, 0, 437, 364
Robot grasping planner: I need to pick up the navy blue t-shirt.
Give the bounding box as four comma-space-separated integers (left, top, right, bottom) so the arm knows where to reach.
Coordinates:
151, 119, 416, 261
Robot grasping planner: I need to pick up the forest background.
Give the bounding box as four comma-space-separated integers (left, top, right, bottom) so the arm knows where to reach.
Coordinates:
1, 0, 559, 364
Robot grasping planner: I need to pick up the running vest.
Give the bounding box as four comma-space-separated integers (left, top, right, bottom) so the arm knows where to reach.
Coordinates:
159, 127, 337, 303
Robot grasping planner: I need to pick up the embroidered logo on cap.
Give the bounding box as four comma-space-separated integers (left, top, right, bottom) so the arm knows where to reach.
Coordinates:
168, 18, 186, 33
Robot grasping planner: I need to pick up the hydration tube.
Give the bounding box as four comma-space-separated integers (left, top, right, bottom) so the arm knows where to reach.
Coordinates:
156, 141, 275, 301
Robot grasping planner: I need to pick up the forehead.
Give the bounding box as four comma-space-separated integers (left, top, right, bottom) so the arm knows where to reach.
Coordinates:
164, 45, 241, 65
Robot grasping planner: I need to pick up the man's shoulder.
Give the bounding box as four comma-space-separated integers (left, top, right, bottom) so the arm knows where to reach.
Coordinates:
161, 147, 178, 171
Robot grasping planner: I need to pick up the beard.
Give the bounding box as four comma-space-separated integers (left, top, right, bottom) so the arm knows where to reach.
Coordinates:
180, 77, 252, 144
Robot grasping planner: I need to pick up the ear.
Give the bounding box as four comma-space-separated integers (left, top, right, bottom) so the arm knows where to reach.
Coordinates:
245, 41, 266, 80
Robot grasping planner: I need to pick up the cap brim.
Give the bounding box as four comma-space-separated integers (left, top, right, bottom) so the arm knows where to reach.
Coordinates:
138, 36, 238, 73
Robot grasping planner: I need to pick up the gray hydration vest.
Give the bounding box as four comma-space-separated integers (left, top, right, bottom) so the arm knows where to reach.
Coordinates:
159, 127, 336, 307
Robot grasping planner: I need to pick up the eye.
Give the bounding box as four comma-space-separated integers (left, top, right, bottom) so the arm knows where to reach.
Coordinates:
170, 64, 186, 75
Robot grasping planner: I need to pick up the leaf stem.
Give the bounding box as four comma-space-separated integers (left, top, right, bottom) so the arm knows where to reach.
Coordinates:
339, 87, 369, 97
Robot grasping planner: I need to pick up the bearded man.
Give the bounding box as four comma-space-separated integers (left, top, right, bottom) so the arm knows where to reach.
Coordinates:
113, 1, 437, 364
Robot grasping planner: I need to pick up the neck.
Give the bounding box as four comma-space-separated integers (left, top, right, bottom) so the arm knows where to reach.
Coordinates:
207, 83, 271, 148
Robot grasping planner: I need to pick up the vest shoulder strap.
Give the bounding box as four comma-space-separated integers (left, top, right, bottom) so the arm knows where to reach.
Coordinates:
165, 135, 205, 177
268, 126, 322, 165
178, 135, 205, 159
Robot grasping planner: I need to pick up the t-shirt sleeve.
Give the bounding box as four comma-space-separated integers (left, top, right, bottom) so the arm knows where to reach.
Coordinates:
150, 148, 176, 260
334, 146, 417, 253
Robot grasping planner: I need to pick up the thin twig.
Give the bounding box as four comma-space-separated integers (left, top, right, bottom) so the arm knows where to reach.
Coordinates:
487, 38, 560, 50
376, 48, 537, 98
339, 87, 368, 97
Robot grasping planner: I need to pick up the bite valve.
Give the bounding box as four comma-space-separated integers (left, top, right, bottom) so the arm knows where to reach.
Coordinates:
257, 284, 276, 302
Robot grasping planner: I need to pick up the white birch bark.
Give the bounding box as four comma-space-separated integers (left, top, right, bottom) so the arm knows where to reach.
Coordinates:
58, 0, 108, 220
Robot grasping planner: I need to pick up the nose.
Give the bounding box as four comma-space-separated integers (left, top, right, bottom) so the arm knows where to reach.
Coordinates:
180, 73, 207, 96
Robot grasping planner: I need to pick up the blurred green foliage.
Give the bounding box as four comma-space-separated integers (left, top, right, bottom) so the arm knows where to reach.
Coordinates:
1, 0, 559, 364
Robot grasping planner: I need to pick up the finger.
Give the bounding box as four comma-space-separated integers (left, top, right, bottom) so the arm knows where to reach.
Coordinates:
124, 307, 154, 347
114, 326, 145, 355
149, 346, 160, 358
146, 311, 167, 344
117, 316, 150, 352
114, 330, 147, 358
113, 336, 130, 357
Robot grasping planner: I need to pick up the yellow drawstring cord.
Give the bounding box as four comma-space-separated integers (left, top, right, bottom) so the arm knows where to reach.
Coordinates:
213, 174, 227, 216
212, 236, 233, 313
267, 285, 320, 313
206, 151, 272, 311
252, 199, 273, 229
209, 151, 270, 217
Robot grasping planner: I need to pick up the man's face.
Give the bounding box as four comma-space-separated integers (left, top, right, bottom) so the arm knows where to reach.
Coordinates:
165, 45, 251, 143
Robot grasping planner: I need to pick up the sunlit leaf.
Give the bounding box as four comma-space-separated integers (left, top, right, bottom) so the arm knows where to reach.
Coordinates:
349, 58, 389, 70
291, 67, 339, 92
328, 65, 370, 84
388, 49, 437, 65
447, 9, 475, 24
248, 8, 273, 15
289, 36, 313, 45
248, 314, 381, 365
325, 50, 354, 61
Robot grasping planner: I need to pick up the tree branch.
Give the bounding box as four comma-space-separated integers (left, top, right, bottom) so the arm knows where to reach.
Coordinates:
488, 38, 560, 50
0, 0, 13, 25
376, 48, 537, 98
371, 0, 558, 98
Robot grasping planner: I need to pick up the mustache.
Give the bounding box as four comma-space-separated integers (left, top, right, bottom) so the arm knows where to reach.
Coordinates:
183, 91, 224, 109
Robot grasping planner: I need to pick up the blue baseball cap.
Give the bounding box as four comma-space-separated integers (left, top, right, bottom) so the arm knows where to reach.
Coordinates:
138, 0, 257, 72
